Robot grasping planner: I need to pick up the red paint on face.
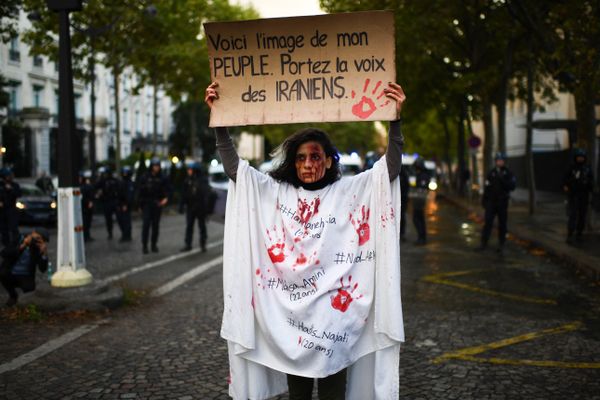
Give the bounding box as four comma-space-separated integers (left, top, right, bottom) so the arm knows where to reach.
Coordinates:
268, 243, 285, 263
295, 142, 330, 184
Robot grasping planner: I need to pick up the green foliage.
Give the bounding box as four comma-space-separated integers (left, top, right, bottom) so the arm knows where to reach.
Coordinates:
0, 0, 20, 43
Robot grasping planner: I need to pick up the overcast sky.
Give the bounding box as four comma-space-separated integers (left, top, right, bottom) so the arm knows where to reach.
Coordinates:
234, 0, 325, 18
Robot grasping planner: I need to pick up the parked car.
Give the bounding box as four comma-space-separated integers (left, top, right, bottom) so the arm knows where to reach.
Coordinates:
15, 183, 57, 225
339, 153, 363, 176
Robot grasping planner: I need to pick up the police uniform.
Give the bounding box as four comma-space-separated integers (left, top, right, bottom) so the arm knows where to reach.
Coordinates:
137, 161, 170, 253
117, 167, 135, 242
400, 166, 410, 241
480, 153, 516, 251
180, 164, 209, 252
412, 159, 430, 245
0, 169, 22, 247
95, 168, 121, 239
79, 172, 95, 242
563, 149, 594, 243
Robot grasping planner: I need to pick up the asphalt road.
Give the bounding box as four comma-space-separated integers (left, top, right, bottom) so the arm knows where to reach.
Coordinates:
1, 196, 599, 399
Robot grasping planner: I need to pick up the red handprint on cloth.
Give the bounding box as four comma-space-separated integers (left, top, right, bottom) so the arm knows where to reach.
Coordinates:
349, 205, 371, 246
331, 276, 363, 313
266, 226, 286, 264
350, 78, 391, 119
297, 197, 321, 225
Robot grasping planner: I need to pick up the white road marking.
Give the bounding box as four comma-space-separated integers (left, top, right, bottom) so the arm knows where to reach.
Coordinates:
151, 256, 223, 297
1, 243, 224, 375
0, 320, 108, 375
98, 240, 223, 285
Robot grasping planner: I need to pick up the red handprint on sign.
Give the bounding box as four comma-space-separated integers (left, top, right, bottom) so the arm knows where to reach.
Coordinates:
331, 276, 363, 313
350, 79, 391, 119
349, 205, 371, 246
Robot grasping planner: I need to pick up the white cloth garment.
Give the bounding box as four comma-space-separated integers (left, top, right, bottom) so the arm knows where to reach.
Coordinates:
221, 156, 404, 399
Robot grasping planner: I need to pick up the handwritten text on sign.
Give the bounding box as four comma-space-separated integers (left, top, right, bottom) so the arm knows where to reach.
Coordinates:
204, 11, 396, 127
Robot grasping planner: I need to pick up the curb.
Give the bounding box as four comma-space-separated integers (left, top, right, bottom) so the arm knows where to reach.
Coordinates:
438, 192, 600, 282
19, 282, 124, 313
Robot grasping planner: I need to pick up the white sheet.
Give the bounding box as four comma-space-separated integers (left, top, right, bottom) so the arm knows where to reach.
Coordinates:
221, 156, 403, 399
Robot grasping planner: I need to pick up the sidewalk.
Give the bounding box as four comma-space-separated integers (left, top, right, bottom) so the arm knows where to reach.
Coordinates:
439, 187, 600, 282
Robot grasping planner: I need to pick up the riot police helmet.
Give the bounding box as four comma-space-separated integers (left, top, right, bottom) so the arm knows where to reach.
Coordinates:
573, 148, 586, 162
0, 167, 10, 178
121, 165, 132, 177
413, 157, 426, 170
494, 152, 507, 161
150, 157, 161, 167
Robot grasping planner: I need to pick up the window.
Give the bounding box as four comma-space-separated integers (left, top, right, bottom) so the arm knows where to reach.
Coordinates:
156, 113, 162, 135
33, 85, 44, 108
9, 37, 20, 62
135, 110, 141, 135
74, 94, 82, 121
146, 112, 151, 134
33, 54, 43, 68
123, 108, 129, 134
8, 83, 20, 114
109, 106, 115, 131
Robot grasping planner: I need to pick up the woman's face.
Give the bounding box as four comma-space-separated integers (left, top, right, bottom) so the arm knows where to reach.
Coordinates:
295, 141, 332, 184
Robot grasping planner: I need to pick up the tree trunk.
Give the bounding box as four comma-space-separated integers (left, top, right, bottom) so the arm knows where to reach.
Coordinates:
189, 102, 197, 158
574, 84, 597, 187
152, 81, 158, 155
482, 100, 494, 178
113, 68, 121, 172
440, 111, 454, 188
525, 50, 536, 215
457, 100, 467, 196
496, 37, 515, 155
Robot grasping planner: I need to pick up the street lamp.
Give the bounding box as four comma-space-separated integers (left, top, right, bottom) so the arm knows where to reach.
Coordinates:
46, 0, 92, 287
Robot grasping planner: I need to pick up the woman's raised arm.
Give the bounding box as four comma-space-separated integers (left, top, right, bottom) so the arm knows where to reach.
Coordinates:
205, 82, 239, 181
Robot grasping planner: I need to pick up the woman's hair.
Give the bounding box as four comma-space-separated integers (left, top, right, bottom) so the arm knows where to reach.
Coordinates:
269, 128, 341, 187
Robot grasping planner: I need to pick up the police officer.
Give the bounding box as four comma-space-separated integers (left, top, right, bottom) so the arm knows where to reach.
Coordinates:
180, 162, 210, 252
137, 158, 170, 254
412, 158, 430, 245
0, 168, 22, 247
95, 167, 121, 240
79, 171, 95, 242
479, 152, 516, 253
563, 148, 594, 244
117, 166, 135, 242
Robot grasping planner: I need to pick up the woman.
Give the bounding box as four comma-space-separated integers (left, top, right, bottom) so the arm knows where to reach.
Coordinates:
206, 82, 405, 400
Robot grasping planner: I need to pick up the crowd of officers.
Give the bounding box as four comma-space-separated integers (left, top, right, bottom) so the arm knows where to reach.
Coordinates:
79, 158, 213, 254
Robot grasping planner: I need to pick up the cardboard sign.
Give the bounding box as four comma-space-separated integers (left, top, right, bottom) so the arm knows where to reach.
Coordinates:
204, 11, 396, 127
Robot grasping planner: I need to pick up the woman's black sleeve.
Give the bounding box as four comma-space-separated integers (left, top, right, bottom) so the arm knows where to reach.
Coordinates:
215, 127, 240, 182
386, 120, 404, 181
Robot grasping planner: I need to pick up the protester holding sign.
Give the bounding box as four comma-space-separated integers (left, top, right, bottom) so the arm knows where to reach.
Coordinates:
206, 79, 405, 399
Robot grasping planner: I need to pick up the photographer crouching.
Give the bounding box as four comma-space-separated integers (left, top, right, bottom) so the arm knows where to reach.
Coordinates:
0, 229, 49, 307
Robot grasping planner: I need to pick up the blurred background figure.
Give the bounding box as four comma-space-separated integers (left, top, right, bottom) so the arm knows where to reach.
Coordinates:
117, 166, 135, 243
95, 167, 121, 240
0, 167, 22, 247
478, 152, 516, 254
400, 165, 410, 242
563, 148, 594, 244
35, 171, 55, 195
0, 228, 49, 306
179, 162, 210, 252
137, 158, 170, 254
412, 158, 430, 245
79, 170, 95, 243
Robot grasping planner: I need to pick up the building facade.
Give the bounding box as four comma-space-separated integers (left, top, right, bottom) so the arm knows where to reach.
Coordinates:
0, 11, 175, 177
